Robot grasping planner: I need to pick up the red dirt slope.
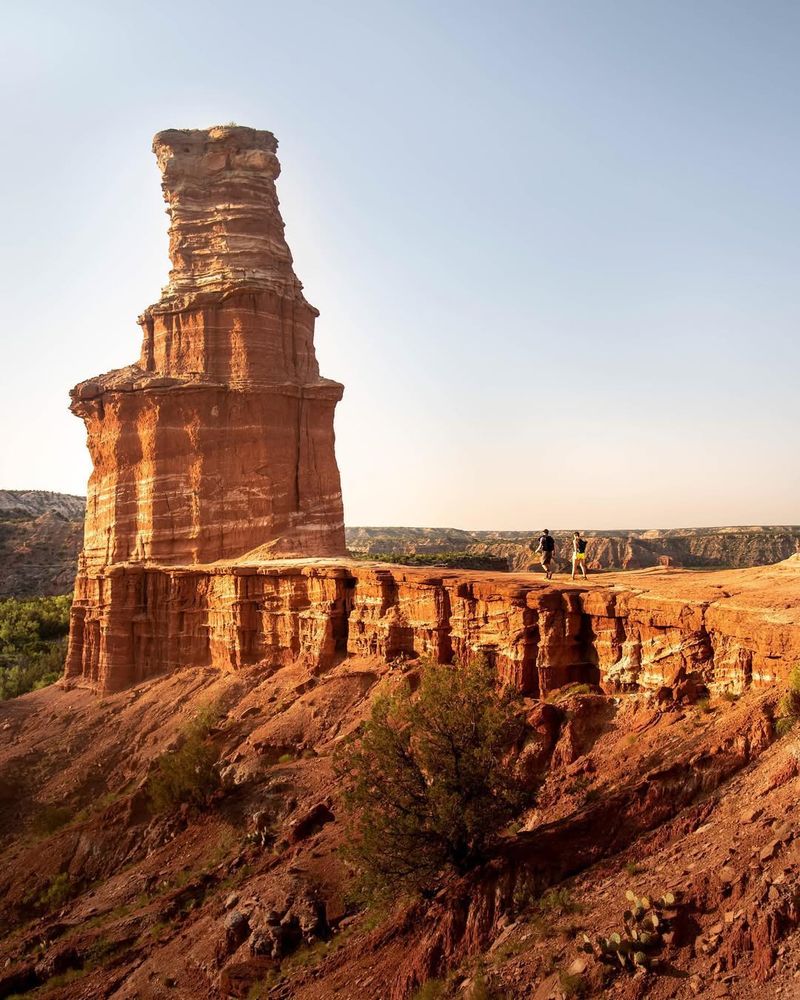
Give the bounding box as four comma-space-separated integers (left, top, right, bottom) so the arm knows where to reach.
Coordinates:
0, 562, 799, 999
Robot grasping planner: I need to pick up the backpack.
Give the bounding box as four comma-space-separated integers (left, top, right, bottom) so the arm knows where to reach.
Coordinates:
541, 534, 555, 553
577, 537, 587, 554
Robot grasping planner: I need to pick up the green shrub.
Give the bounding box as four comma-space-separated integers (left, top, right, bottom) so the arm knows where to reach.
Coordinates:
558, 971, 586, 997
32, 804, 74, 836
37, 872, 75, 911
336, 657, 529, 898
411, 981, 447, 1000
0, 594, 71, 699
147, 704, 222, 812
777, 666, 800, 736
538, 887, 581, 915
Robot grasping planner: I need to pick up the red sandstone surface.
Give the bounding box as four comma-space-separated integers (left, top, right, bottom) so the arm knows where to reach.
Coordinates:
70, 126, 345, 573
1, 562, 800, 999
66, 556, 800, 696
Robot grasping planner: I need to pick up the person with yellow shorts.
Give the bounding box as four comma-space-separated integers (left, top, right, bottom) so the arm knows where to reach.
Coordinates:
571, 531, 588, 580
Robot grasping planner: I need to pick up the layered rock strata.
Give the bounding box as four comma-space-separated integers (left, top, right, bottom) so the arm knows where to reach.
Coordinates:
70, 126, 345, 569
65, 559, 800, 694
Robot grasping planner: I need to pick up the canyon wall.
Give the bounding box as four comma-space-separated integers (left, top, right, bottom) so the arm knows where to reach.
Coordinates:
70, 127, 345, 570
64, 559, 800, 695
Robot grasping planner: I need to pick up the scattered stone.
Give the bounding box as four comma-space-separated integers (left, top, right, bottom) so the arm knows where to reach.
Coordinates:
760, 840, 781, 862
224, 910, 250, 950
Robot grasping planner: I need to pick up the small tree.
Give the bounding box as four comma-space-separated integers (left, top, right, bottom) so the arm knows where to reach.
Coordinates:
336, 658, 528, 898
147, 704, 222, 812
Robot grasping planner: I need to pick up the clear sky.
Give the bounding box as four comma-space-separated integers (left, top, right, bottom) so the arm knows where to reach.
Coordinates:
1, 0, 798, 529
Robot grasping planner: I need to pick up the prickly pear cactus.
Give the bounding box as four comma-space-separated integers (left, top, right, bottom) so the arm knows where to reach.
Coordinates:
577, 888, 681, 976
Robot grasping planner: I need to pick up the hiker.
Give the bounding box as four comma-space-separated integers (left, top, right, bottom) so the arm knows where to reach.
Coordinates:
571, 531, 588, 580
536, 528, 555, 579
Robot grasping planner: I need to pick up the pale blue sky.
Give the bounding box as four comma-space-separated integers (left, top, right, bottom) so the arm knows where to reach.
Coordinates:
1, 0, 798, 528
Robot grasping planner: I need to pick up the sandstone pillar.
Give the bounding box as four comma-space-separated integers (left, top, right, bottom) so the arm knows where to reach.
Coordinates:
70, 126, 345, 568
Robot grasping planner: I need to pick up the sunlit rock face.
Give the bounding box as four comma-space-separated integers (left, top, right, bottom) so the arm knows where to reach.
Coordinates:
70, 126, 346, 568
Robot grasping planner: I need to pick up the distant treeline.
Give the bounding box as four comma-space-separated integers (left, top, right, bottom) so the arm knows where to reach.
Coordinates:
0, 594, 71, 699
349, 551, 508, 571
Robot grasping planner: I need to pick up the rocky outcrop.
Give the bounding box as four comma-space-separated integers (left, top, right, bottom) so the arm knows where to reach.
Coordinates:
65, 558, 800, 695
0, 491, 84, 597
70, 126, 345, 571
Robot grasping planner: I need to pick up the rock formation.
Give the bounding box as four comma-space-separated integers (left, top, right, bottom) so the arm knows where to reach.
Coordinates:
66, 555, 800, 694
70, 126, 345, 570
0, 491, 84, 597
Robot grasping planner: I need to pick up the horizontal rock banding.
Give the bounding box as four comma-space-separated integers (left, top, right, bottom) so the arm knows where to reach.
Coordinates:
64, 559, 800, 695
69, 126, 345, 574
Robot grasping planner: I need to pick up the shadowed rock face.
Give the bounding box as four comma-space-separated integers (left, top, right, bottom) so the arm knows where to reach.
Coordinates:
69, 126, 345, 567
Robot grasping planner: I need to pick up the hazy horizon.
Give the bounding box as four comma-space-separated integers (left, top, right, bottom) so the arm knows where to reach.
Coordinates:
2, 1, 798, 529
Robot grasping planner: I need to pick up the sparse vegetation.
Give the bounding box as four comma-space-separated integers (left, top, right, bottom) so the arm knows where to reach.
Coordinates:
0, 593, 71, 698
146, 703, 222, 812
511, 880, 584, 938
566, 775, 593, 796
467, 965, 508, 999
624, 861, 644, 876
411, 981, 447, 1000
776, 666, 800, 736
32, 803, 74, 836
35, 872, 76, 912
558, 971, 587, 997
336, 657, 529, 898
545, 683, 595, 703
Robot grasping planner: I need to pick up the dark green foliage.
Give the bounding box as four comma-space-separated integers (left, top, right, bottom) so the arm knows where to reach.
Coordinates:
0, 594, 71, 699
336, 658, 529, 898
147, 704, 222, 812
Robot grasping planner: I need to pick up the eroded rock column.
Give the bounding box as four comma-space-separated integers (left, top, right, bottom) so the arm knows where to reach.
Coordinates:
70, 126, 346, 569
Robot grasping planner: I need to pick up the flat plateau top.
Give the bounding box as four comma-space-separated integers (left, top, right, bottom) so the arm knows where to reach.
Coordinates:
107, 555, 800, 622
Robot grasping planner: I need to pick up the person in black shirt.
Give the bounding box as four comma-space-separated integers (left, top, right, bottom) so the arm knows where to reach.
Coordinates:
571, 531, 588, 580
536, 528, 555, 580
